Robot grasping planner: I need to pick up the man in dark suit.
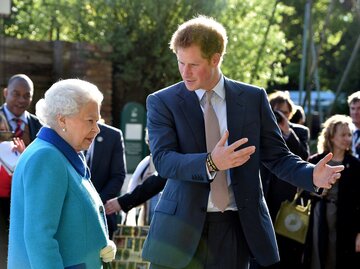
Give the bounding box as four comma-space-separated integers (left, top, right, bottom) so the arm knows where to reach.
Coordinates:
88, 122, 126, 239
142, 15, 344, 269
347, 91, 360, 158
0, 74, 42, 268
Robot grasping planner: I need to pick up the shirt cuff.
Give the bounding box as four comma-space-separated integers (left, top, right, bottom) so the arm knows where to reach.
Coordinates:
313, 185, 320, 193
206, 165, 217, 182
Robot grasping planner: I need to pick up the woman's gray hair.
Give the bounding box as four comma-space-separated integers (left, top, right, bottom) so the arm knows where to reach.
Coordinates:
36, 79, 103, 128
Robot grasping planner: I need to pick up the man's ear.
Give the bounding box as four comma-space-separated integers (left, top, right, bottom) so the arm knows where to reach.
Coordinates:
211, 53, 221, 67
3, 88, 8, 98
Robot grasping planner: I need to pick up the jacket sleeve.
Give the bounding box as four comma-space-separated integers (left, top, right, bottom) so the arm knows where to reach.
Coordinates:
118, 174, 166, 212
147, 92, 210, 183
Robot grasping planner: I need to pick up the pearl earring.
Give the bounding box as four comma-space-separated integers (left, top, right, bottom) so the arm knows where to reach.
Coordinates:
62, 128, 66, 132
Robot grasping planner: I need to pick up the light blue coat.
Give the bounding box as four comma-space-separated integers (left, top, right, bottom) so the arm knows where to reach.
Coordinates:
8, 137, 108, 269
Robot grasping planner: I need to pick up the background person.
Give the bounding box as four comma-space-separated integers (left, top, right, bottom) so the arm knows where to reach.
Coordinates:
143, 15, 344, 269
290, 105, 306, 125
123, 128, 162, 226
7, 79, 116, 269
305, 114, 360, 269
1, 74, 42, 146
86, 120, 127, 239
347, 91, 360, 158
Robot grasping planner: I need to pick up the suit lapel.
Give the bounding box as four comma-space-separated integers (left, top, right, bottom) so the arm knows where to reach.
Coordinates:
175, 80, 245, 152
224, 79, 245, 145
89, 127, 105, 172
0, 107, 11, 132
177, 84, 207, 152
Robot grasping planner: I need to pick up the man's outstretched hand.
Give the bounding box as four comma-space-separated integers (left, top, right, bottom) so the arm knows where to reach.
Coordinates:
313, 152, 344, 189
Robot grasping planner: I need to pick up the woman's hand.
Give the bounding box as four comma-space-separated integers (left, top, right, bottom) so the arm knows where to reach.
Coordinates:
100, 240, 116, 262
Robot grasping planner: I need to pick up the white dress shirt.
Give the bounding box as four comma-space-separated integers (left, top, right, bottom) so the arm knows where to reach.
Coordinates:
3, 104, 28, 132
195, 75, 237, 212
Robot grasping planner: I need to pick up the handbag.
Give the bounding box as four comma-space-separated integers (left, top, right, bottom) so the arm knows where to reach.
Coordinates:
274, 189, 311, 244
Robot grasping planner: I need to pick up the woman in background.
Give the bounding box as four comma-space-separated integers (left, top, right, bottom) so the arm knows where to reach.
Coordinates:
307, 114, 360, 269
8, 79, 116, 269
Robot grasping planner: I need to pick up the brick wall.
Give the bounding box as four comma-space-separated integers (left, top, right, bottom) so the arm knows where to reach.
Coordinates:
0, 37, 113, 124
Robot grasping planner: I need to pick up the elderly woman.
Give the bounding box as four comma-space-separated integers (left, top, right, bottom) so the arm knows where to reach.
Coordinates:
307, 114, 360, 269
7, 79, 116, 269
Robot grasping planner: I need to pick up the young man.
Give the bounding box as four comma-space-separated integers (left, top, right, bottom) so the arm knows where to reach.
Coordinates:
143, 15, 344, 269
347, 91, 360, 158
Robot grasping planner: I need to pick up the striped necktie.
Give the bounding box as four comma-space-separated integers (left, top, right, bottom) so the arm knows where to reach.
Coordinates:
354, 130, 360, 157
13, 118, 24, 138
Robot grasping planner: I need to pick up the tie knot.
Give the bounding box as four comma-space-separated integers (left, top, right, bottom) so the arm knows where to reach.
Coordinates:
13, 118, 22, 125
355, 129, 360, 140
205, 91, 214, 104
13, 118, 23, 137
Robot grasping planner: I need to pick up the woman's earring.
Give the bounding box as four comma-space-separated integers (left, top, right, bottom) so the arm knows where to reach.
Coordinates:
62, 128, 66, 132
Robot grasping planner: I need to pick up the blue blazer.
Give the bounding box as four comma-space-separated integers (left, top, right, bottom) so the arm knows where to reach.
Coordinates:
8, 138, 108, 269
142, 78, 316, 267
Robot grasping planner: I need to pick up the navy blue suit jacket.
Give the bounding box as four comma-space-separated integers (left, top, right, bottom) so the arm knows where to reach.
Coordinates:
90, 123, 126, 237
118, 174, 166, 213
143, 78, 316, 267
